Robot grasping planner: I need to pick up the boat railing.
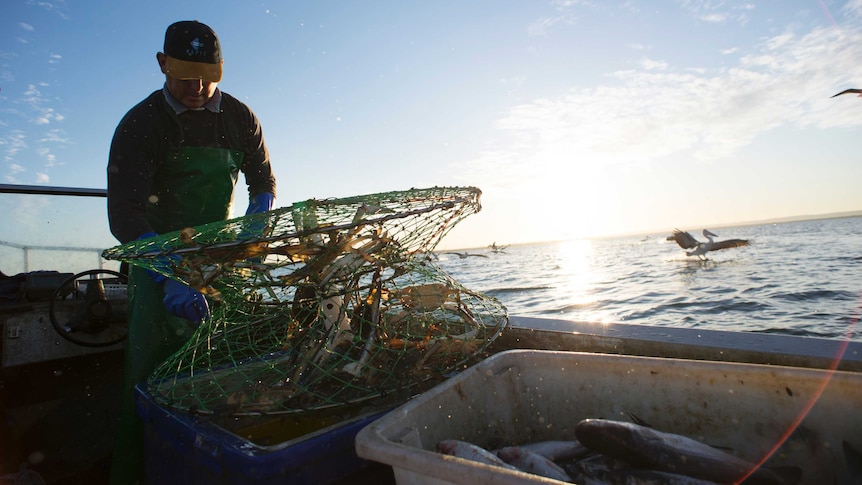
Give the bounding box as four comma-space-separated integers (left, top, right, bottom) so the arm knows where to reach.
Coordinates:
0, 184, 107, 198
0, 239, 108, 273
0, 184, 118, 275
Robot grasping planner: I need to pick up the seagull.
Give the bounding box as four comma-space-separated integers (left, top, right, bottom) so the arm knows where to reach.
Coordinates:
670, 228, 750, 260
444, 252, 488, 259
831, 88, 862, 98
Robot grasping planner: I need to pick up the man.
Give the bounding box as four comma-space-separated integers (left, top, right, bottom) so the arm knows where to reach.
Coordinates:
107, 20, 276, 484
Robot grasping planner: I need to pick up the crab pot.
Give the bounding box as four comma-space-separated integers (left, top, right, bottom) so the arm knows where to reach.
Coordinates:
355, 349, 862, 485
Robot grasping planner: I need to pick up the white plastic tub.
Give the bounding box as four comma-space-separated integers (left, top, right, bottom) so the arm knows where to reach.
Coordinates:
355, 349, 862, 484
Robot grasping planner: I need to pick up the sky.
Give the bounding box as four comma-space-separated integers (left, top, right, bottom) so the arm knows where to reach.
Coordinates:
1, 0, 861, 258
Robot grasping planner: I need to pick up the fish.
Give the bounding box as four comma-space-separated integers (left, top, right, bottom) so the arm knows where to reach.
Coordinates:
436, 440, 518, 470
564, 452, 624, 484
319, 294, 354, 349
516, 439, 590, 461
342, 272, 383, 377
569, 454, 723, 484
495, 446, 571, 482
627, 412, 652, 428
574, 419, 792, 485
601, 468, 722, 485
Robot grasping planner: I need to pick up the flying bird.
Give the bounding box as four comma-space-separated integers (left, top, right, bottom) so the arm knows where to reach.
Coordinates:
488, 242, 508, 253
444, 252, 488, 259
831, 88, 862, 98
670, 229, 750, 260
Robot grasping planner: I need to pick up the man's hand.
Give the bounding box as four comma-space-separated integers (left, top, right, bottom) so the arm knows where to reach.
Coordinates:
162, 279, 210, 325
137, 231, 177, 283
245, 192, 274, 215
136, 232, 210, 324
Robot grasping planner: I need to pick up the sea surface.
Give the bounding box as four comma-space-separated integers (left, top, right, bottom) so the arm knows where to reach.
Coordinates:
433, 216, 862, 342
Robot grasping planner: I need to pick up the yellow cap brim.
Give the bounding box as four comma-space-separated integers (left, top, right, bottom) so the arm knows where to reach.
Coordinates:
165, 56, 223, 83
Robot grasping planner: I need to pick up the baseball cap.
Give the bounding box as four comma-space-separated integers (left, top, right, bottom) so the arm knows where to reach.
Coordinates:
163, 21, 223, 83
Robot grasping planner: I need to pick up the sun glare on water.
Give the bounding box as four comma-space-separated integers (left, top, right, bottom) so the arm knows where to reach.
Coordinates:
554, 239, 612, 323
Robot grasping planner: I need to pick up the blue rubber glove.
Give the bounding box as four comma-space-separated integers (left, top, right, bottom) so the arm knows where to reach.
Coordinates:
137, 232, 209, 325
163, 279, 210, 325
137, 232, 175, 283
241, 193, 275, 250
245, 192, 274, 215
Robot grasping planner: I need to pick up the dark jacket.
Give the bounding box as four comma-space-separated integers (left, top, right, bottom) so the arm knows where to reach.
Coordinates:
107, 89, 277, 243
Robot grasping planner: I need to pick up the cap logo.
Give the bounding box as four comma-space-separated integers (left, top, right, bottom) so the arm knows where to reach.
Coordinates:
187, 37, 206, 58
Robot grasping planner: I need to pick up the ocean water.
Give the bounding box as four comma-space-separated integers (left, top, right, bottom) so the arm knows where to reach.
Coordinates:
434, 216, 862, 342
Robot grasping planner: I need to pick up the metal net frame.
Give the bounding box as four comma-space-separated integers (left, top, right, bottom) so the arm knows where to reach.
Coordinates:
103, 186, 508, 416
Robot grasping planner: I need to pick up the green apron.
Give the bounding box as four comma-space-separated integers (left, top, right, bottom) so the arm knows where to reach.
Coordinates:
110, 146, 242, 485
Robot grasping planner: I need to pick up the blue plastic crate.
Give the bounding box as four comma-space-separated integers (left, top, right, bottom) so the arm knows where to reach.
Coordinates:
135, 385, 391, 485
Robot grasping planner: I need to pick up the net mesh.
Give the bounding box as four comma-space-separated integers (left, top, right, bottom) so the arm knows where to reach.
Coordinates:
102, 186, 508, 416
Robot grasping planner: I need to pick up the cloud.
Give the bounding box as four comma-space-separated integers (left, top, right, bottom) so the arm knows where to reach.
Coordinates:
676, 0, 754, 25
640, 58, 669, 70
5, 163, 25, 184
552, 0, 591, 6
19, 23, 35, 32
2, 78, 70, 182
19, 84, 65, 126
528, 0, 598, 36
39, 129, 69, 144
527, 13, 578, 37
844, 0, 862, 17
23, 84, 44, 97
699, 13, 728, 23
452, 7, 862, 243
35, 147, 55, 165
470, 19, 862, 182
26, 0, 70, 20
1, 131, 27, 160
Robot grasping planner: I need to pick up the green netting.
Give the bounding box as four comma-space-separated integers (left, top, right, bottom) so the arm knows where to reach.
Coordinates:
102, 186, 508, 416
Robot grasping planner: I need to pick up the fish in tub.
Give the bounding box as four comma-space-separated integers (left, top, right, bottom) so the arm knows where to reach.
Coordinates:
355, 349, 862, 485
437, 418, 808, 484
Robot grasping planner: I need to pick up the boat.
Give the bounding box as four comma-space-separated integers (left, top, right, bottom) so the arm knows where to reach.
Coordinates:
2, 184, 861, 484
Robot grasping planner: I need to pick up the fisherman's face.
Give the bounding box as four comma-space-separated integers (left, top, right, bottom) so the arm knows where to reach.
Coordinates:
157, 53, 218, 109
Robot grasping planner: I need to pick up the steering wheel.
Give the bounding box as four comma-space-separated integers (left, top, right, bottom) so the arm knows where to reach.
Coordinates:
49, 269, 129, 347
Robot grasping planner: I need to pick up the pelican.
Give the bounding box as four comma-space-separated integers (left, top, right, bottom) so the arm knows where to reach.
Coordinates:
444, 252, 488, 259
831, 88, 862, 98
488, 242, 508, 253
670, 228, 750, 260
